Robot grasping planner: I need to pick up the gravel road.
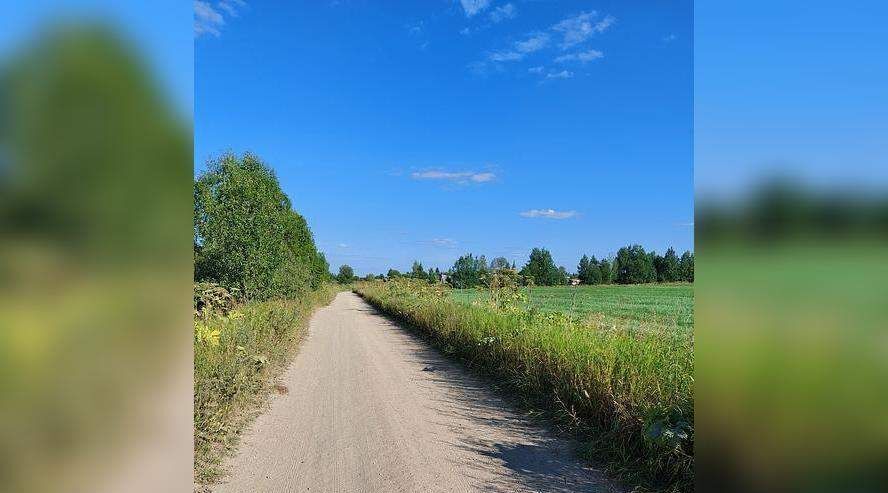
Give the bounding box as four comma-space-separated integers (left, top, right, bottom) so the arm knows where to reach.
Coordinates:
214, 292, 620, 493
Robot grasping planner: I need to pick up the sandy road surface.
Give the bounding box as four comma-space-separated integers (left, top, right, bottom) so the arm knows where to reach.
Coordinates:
214, 292, 620, 493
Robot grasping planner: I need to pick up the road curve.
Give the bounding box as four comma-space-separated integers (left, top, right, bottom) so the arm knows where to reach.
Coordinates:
214, 292, 620, 493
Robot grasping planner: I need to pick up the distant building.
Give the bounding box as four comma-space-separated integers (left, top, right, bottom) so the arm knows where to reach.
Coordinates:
439, 273, 449, 284
569, 278, 581, 286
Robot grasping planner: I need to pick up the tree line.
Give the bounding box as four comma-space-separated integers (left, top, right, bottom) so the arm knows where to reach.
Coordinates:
338, 245, 693, 287
194, 153, 329, 300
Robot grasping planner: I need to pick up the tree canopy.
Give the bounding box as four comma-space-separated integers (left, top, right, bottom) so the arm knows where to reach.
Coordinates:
520, 248, 565, 286
449, 253, 488, 288
194, 152, 328, 300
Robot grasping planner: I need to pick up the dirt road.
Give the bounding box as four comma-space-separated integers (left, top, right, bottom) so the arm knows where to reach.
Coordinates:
214, 292, 619, 493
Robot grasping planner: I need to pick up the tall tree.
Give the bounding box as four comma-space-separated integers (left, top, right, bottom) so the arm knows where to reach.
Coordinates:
490, 256, 511, 271
409, 260, 425, 279
520, 248, 563, 286
386, 268, 401, 279
578, 254, 603, 284
614, 244, 656, 284
449, 253, 488, 288
599, 258, 613, 284
336, 264, 355, 284
194, 152, 327, 300
679, 251, 695, 282
661, 247, 680, 282
577, 255, 590, 283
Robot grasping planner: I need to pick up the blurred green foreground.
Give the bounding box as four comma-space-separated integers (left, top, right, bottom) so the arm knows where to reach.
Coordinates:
0, 24, 191, 492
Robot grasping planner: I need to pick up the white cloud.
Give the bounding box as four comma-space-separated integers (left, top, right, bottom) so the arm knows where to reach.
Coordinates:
519, 208, 578, 219
218, 0, 245, 17
194, 1, 224, 37
489, 3, 516, 23
554, 49, 603, 64
515, 32, 549, 53
338, 243, 349, 248
431, 238, 458, 247
489, 50, 523, 62
459, 0, 491, 17
552, 11, 615, 48
488, 32, 549, 62
528, 66, 544, 74
545, 70, 573, 80
195, 0, 247, 38
411, 169, 496, 184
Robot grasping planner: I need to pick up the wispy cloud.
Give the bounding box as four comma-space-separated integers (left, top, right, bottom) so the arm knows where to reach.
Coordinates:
407, 21, 423, 36
519, 208, 578, 219
194, 0, 247, 38
488, 32, 549, 62
552, 11, 615, 49
663, 33, 677, 43
218, 0, 245, 17
430, 238, 458, 247
411, 169, 496, 184
489, 3, 517, 23
337, 243, 349, 248
554, 49, 603, 64
459, 0, 491, 17
545, 70, 573, 80
528, 66, 544, 74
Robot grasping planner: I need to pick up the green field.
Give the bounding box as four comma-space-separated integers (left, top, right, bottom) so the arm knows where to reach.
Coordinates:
451, 283, 694, 328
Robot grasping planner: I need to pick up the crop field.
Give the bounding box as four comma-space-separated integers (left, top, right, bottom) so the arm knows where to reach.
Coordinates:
451, 283, 694, 328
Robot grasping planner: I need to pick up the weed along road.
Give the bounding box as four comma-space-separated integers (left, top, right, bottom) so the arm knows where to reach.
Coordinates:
214, 292, 621, 493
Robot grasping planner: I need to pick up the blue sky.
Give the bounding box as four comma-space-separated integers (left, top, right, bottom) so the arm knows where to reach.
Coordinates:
696, 0, 888, 198
195, 1, 693, 276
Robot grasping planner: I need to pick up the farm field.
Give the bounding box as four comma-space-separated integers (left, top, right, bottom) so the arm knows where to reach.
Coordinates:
451, 283, 694, 328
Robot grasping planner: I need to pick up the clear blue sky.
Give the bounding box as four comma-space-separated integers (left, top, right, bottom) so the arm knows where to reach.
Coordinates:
195, 1, 693, 276
696, 1, 888, 198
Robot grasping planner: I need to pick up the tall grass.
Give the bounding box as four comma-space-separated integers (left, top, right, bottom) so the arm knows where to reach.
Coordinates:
355, 279, 693, 492
193, 285, 336, 487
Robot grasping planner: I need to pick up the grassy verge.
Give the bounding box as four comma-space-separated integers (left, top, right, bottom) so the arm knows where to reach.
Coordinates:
193, 285, 337, 487
355, 279, 693, 492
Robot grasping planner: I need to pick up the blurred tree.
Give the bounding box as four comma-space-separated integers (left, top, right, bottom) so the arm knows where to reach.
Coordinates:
336, 264, 355, 284
490, 256, 511, 270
